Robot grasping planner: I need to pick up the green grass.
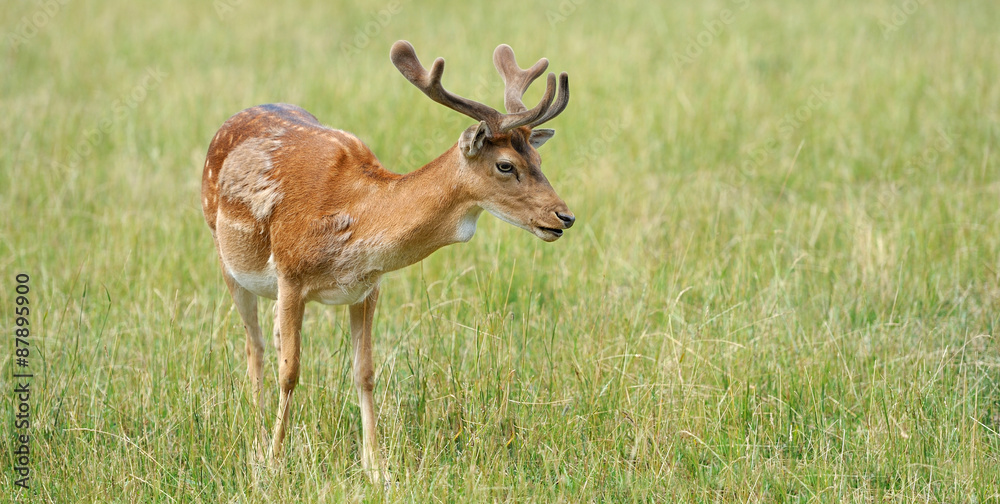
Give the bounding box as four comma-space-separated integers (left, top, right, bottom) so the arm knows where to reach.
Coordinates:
2, 0, 999, 501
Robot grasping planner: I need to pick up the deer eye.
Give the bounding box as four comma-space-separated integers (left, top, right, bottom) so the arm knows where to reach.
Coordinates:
495, 161, 515, 173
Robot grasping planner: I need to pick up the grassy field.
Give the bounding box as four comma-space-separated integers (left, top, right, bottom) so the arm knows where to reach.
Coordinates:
2, 0, 999, 501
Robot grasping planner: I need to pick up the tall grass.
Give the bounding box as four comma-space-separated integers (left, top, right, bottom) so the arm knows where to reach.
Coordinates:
2, 0, 998, 501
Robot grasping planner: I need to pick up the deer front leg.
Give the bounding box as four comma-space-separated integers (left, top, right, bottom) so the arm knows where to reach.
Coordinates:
349, 285, 388, 483
222, 270, 268, 459
271, 278, 304, 461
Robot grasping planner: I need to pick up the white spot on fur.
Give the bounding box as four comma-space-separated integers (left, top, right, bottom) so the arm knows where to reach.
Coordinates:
217, 208, 256, 233
323, 133, 344, 148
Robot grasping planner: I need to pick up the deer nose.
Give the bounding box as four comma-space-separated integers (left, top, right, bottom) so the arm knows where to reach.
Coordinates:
556, 211, 576, 228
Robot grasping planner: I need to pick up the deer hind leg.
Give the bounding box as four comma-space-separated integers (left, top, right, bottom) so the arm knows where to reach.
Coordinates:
222, 270, 268, 458
272, 302, 281, 351
271, 278, 304, 461
349, 285, 389, 483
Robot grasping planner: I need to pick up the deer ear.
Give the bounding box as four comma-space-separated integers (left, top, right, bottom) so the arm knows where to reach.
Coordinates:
459, 121, 491, 157
528, 128, 555, 148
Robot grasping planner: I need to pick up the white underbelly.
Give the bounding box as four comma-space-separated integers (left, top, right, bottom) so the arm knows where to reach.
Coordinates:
227, 265, 377, 306
229, 267, 279, 299
311, 282, 376, 305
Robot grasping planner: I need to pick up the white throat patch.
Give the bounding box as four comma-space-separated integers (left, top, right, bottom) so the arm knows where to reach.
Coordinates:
455, 207, 484, 243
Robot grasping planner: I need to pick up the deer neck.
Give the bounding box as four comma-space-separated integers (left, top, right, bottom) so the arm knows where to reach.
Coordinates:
370, 146, 482, 270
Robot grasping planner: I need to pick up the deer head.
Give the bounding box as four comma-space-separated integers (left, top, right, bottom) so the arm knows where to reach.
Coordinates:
390, 40, 575, 241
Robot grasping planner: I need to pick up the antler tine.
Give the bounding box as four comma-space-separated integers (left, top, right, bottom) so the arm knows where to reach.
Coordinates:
497, 72, 558, 132
528, 72, 569, 128
390, 40, 500, 125
493, 44, 549, 114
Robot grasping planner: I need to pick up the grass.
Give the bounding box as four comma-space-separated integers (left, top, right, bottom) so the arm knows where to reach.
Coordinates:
2, 0, 999, 501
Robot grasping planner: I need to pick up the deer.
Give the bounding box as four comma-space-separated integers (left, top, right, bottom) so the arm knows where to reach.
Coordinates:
200, 40, 573, 483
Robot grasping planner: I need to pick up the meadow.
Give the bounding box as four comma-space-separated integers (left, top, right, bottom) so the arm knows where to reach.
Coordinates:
2, 0, 998, 501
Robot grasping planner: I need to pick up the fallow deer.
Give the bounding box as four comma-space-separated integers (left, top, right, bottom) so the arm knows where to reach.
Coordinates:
201, 40, 573, 482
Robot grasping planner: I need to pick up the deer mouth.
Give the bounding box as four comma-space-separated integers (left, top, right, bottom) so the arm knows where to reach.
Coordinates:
536, 226, 564, 241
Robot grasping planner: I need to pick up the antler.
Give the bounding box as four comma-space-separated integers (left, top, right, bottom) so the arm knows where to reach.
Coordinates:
391, 41, 568, 133
390, 40, 500, 126
492, 43, 570, 130
492, 44, 549, 114
527, 72, 569, 128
